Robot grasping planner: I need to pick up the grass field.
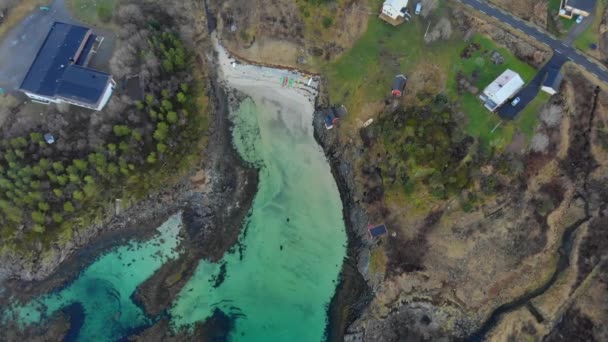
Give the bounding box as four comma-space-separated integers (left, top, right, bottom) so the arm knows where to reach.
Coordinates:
324, 3, 542, 151
516, 92, 550, 138
324, 4, 462, 123
447, 34, 537, 149
66, 0, 117, 26
574, 0, 607, 53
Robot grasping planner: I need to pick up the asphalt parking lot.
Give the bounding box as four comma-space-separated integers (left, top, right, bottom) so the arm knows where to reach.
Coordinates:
0, 0, 75, 91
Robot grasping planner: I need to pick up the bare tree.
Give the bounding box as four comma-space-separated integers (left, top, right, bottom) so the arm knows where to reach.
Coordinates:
116, 3, 144, 25
530, 133, 550, 153
0, 0, 19, 13
540, 104, 563, 128
421, 0, 439, 18
424, 17, 452, 44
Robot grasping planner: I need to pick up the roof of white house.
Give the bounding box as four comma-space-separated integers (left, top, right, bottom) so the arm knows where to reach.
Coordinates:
565, 0, 596, 13
482, 69, 524, 105
384, 0, 409, 10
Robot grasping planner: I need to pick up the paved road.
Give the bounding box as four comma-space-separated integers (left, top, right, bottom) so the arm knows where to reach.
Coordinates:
458, 0, 608, 84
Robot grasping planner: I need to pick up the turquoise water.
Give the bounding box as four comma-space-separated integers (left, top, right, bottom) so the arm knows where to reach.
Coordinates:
4, 95, 346, 341
170, 97, 346, 341
4, 215, 184, 341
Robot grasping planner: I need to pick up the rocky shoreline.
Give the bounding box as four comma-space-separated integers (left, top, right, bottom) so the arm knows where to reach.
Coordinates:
131, 75, 259, 321
0, 31, 374, 341
313, 107, 373, 341
0, 51, 260, 340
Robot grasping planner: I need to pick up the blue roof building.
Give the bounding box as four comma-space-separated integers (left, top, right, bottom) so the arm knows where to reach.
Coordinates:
368, 224, 388, 238
324, 107, 339, 130
19, 22, 115, 111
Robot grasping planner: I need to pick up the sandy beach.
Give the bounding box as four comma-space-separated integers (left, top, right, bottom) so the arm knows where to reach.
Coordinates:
214, 35, 319, 126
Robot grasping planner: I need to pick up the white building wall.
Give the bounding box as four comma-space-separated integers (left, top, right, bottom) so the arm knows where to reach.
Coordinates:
381, 0, 409, 19
382, 4, 401, 19
24, 92, 61, 104
541, 85, 558, 95
26, 78, 115, 111
94, 79, 115, 111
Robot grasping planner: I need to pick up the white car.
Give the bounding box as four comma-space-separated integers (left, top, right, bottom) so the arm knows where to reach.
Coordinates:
511, 97, 521, 106
415, 3, 422, 15
576, 16, 583, 24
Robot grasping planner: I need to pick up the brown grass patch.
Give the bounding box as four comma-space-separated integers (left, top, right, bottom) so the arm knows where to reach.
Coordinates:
0, 0, 46, 40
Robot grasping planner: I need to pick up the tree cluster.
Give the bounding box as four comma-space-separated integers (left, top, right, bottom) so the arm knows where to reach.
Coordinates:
366, 93, 474, 199
0, 28, 204, 249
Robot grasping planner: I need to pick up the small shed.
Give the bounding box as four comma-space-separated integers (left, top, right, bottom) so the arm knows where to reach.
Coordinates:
324, 106, 347, 130
324, 108, 339, 130
392, 75, 407, 97
541, 68, 564, 96
44, 133, 56, 144
368, 224, 388, 238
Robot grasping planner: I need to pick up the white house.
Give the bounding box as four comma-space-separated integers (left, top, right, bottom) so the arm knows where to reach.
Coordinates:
380, 0, 409, 25
479, 69, 525, 111
541, 68, 564, 95
19, 22, 115, 111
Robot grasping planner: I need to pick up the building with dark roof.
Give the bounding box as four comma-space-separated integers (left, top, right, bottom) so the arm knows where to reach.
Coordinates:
323, 105, 347, 130
560, 0, 596, 18
541, 68, 564, 95
19, 22, 115, 111
368, 224, 388, 238
324, 107, 339, 130
392, 75, 407, 97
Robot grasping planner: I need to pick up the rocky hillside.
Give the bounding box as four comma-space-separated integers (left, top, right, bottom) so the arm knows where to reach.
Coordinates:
207, 0, 369, 68
312, 4, 608, 341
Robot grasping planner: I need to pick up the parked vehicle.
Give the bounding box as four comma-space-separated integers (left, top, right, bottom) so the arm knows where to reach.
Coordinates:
415, 3, 422, 15
576, 15, 583, 24
511, 97, 521, 106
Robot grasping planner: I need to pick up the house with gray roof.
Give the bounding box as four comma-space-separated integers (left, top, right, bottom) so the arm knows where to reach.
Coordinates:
19, 22, 115, 111
560, 0, 596, 19
541, 68, 564, 95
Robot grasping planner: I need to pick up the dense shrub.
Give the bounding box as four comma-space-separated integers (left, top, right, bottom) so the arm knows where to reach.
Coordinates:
0, 28, 205, 248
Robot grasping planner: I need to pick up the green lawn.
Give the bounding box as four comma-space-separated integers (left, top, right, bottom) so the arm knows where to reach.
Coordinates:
548, 0, 575, 36
447, 34, 537, 149
323, 9, 459, 107
574, 0, 607, 52
323, 3, 545, 151
67, 0, 117, 25
548, 0, 561, 12
516, 92, 550, 139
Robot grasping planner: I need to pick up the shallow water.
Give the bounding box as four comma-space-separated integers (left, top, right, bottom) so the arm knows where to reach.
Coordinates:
4, 215, 184, 341
170, 97, 346, 341
4, 95, 346, 341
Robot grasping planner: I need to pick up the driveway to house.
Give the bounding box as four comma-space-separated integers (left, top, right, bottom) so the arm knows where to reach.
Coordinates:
563, 11, 595, 46
498, 53, 568, 119
0, 0, 75, 91
456, 0, 608, 118
457, 0, 608, 83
